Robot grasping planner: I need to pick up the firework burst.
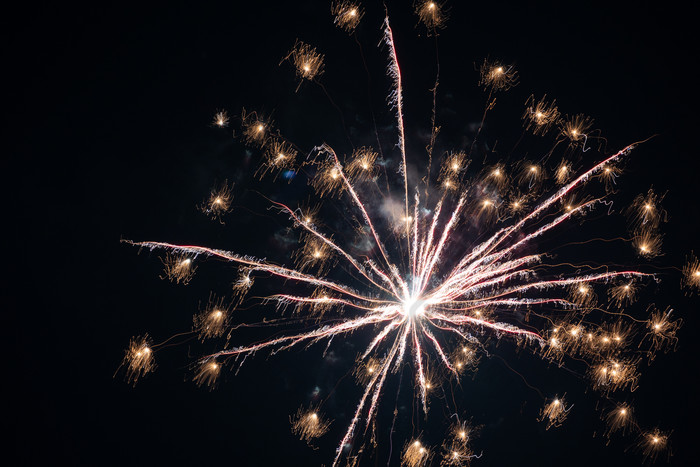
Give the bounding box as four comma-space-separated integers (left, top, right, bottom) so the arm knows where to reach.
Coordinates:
120, 5, 687, 465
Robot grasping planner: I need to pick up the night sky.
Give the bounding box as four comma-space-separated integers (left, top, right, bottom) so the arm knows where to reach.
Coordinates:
9, 1, 699, 466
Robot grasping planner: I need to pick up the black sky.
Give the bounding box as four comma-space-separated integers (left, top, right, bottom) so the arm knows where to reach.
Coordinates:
8, 1, 699, 466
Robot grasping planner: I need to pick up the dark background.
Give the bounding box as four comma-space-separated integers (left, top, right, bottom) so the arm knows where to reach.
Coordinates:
8, 1, 699, 466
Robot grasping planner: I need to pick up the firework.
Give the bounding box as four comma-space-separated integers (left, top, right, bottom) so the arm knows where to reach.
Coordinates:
331, 1, 363, 33
120, 6, 688, 466
212, 110, 229, 127
291, 407, 332, 445
538, 396, 571, 430
119, 335, 155, 386
402, 439, 433, 467
199, 180, 233, 223
283, 40, 325, 88
414, 1, 448, 32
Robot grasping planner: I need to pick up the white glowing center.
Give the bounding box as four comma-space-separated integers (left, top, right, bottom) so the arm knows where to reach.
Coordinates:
403, 298, 426, 318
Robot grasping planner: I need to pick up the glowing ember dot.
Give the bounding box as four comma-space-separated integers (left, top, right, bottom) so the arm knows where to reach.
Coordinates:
305, 217, 311, 223
579, 286, 587, 293
695, 271, 700, 277
536, 111, 543, 118
419, 447, 426, 454
493, 169, 501, 176
654, 323, 661, 330
553, 399, 560, 405
640, 245, 648, 252
571, 129, 578, 136
277, 153, 285, 159
452, 163, 459, 170
495, 66, 503, 73
653, 437, 659, 444
566, 205, 572, 210
414, 441, 420, 447
210, 362, 218, 370
311, 413, 318, 419
349, 9, 357, 16
257, 124, 263, 132
303, 64, 310, 72
182, 259, 191, 265
620, 409, 627, 415
483, 200, 491, 207
624, 285, 630, 289
645, 204, 651, 210
428, 2, 435, 9
459, 431, 466, 438
213, 310, 223, 318
362, 163, 368, 169
313, 251, 321, 258
530, 166, 537, 172
605, 168, 611, 172
425, 383, 431, 389
214, 197, 222, 204
368, 367, 374, 373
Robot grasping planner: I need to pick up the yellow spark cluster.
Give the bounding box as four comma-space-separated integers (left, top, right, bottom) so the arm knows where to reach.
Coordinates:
523, 95, 561, 135
604, 403, 635, 437
257, 138, 298, 180
192, 360, 221, 389
478, 60, 518, 91
414, 1, 448, 31
120, 335, 155, 386
682, 252, 700, 293
438, 152, 468, 190
608, 281, 638, 308
560, 113, 594, 143
284, 40, 325, 85
345, 147, 378, 181
160, 253, 196, 284
310, 158, 345, 198
193, 295, 230, 340
232, 268, 254, 304
212, 110, 229, 127
440, 422, 475, 466
626, 189, 666, 231
644, 306, 682, 359
290, 407, 331, 445
638, 428, 670, 463
538, 397, 570, 430
241, 109, 271, 147
199, 181, 233, 222
482, 163, 508, 191
353, 356, 381, 385
554, 160, 571, 185
516, 161, 545, 187
331, 1, 364, 33
591, 358, 640, 393
633, 229, 662, 258
597, 164, 621, 192
451, 345, 480, 374
294, 232, 334, 274
568, 282, 598, 308
402, 439, 432, 467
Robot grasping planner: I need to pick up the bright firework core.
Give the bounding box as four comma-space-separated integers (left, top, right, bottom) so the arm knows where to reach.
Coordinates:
403, 297, 427, 318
